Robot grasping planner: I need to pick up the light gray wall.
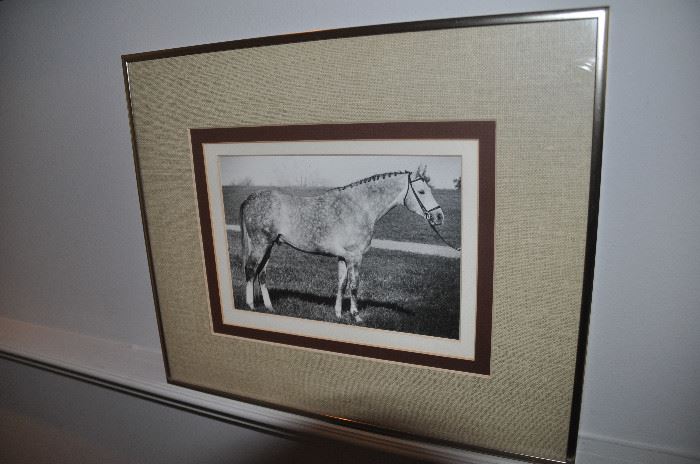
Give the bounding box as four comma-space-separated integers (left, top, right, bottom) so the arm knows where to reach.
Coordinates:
1, 0, 698, 461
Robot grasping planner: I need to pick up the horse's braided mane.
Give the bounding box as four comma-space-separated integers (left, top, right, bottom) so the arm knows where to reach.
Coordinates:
330, 170, 412, 191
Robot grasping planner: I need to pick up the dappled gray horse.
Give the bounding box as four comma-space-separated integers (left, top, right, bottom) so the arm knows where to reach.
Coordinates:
240, 165, 444, 322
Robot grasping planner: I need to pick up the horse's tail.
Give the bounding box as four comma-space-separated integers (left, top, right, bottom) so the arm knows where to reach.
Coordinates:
240, 201, 251, 275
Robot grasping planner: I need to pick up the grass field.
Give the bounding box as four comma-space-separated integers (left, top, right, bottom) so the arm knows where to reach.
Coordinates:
222, 185, 462, 339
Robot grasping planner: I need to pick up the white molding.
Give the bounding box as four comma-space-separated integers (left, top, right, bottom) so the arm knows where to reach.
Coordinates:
1, 316, 697, 464
0, 316, 521, 464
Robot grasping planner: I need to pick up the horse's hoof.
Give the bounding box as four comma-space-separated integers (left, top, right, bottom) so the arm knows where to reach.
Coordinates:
352, 314, 363, 323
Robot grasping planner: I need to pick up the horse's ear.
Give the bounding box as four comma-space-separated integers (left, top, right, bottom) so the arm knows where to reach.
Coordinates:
415, 164, 431, 183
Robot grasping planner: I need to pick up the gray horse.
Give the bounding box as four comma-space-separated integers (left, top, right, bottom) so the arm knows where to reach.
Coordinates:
239, 164, 443, 322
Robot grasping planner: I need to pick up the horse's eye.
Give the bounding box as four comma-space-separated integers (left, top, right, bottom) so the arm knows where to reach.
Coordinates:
418, 190, 425, 194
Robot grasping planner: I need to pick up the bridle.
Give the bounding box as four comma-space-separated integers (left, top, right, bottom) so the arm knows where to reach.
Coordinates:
404, 173, 441, 222
404, 173, 461, 251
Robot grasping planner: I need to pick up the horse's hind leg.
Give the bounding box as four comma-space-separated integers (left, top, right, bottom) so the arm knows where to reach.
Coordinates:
258, 247, 274, 312
347, 258, 363, 323
244, 255, 257, 310
335, 259, 348, 319
258, 263, 275, 313
245, 279, 255, 309
244, 240, 272, 310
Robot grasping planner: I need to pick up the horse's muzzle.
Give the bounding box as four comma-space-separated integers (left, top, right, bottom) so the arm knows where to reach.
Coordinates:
427, 208, 444, 226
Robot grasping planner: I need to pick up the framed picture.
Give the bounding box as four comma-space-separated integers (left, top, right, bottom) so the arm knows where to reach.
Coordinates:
123, 7, 607, 463
191, 122, 494, 374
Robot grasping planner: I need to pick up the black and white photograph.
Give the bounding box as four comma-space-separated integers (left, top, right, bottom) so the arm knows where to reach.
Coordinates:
201, 137, 482, 361
225, 155, 461, 336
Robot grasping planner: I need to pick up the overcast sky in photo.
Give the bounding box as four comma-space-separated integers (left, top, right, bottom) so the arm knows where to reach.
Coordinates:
219, 155, 461, 189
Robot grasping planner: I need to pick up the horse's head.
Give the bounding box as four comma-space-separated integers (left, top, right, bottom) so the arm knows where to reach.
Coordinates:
404, 165, 444, 226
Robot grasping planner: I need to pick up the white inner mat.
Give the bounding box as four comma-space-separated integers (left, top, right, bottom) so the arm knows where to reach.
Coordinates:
203, 140, 479, 361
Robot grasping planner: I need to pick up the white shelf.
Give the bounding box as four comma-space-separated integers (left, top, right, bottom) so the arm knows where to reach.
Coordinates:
2, 316, 695, 464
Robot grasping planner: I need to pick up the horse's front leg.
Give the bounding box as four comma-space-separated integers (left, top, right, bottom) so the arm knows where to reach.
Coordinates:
347, 258, 363, 323
335, 259, 348, 319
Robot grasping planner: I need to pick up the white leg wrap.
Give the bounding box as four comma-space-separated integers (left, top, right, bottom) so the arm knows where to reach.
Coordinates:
261, 283, 274, 312
246, 280, 255, 309
335, 259, 348, 319
335, 298, 343, 319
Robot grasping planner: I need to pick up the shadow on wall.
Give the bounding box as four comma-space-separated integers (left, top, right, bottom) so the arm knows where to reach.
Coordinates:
0, 357, 426, 464
236, 435, 427, 464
